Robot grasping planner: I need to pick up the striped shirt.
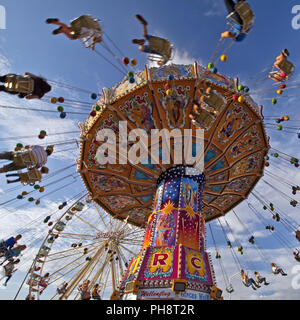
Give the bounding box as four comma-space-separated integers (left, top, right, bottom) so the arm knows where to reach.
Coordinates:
30, 145, 47, 168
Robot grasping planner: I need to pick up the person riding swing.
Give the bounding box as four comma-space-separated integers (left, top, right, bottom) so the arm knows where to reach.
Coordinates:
132, 14, 173, 66
0, 145, 53, 174
0, 73, 51, 99
5, 168, 46, 185
46, 15, 103, 50
269, 49, 294, 82
221, 0, 254, 42
240, 269, 260, 290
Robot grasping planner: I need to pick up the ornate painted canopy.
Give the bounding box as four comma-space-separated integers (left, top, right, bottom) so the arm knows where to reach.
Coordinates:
77, 62, 269, 227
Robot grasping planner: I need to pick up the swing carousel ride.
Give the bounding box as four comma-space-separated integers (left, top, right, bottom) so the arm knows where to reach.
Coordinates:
0, 2, 300, 301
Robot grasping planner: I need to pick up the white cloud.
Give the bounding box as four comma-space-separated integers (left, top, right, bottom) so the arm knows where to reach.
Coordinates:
203, 0, 226, 17
0, 53, 11, 74
171, 49, 197, 65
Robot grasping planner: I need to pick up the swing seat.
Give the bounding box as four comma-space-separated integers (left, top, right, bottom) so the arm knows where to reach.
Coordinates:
268, 72, 285, 83
276, 59, 294, 76
147, 37, 173, 65
39, 245, 51, 257
203, 92, 224, 112
242, 280, 250, 288
26, 273, 41, 286
13, 150, 37, 168
233, 1, 254, 33
4, 75, 34, 94
226, 285, 234, 293
20, 169, 42, 185
55, 221, 66, 232
73, 201, 84, 211
70, 15, 103, 37
47, 237, 55, 244
191, 107, 215, 130
26, 278, 39, 286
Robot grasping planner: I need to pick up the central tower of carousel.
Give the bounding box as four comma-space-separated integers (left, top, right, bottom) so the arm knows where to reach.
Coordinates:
77, 62, 269, 300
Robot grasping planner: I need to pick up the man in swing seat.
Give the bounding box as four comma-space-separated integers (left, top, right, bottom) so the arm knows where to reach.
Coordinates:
0, 73, 51, 99
221, 0, 254, 42
240, 269, 260, 290
268, 49, 294, 83
132, 14, 172, 66
254, 271, 270, 286
274, 49, 294, 76
0, 145, 54, 174
46, 15, 103, 50
293, 250, 300, 262
5, 168, 46, 185
0, 235, 22, 253
271, 263, 287, 276
0, 259, 20, 287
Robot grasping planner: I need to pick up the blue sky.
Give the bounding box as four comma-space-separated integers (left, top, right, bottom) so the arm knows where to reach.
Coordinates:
0, 0, 299, 300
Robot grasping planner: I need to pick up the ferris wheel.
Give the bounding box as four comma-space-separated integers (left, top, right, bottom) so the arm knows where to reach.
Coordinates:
17, 194, 144, 300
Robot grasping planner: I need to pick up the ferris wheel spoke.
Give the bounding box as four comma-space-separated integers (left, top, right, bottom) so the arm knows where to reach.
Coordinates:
110, 257, 117, 292
47, 253, 89, 281
70, 212, 102, 233
115, 247, 124, 277
44, 251, 87, 262
93, 202, 110, 230
50, 292, 59, 300
122, 230, 145, 239
119, 243, 140, 256
56, 232, 97, 240
121, 237, 144, 244
45, 240, 101, 259
88, 253, 115, 297
100, 266, 111, 297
